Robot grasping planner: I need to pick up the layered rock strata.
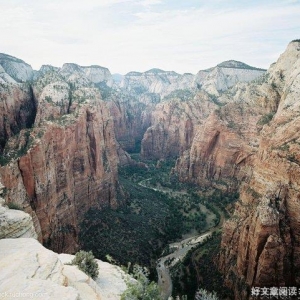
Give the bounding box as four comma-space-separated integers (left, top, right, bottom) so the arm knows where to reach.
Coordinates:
141, 92, 217, 159
0, 66, 120, 253
218, 41, 300, 298
174, 79, 278, 188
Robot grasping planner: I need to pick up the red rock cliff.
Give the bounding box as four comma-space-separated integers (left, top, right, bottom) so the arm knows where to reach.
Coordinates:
218, 41, 300, 298
0, 71, 120, 253
141, 92, 217, 159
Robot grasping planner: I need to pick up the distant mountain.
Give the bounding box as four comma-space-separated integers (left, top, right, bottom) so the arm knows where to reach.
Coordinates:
216, 60, 266, 71
0, 53, 34, 82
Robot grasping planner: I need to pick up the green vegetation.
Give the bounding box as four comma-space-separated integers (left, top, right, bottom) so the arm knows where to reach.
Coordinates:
257, 112, 275, 126
121, 264, 161, 300
80, 157, 238, 298
80, 160, 209, 267
0, 129, 34, 166
70, 250, 99, 279
171, 233, 233, 299
208, 94, 225, 107
6, 202, 23, 211
95, 82, 113, 99
163, 89, 195, 102
195, 288, 219, 300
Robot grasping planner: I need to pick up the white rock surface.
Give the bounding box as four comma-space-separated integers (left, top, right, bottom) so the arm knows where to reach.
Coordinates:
0, 65, 17, 84
82, 66, 113, 86
0, 239, 128, 300
59, 254, 128, 300
59, 63, 113, 87
120, 62, 265, 98
0, 182, 37, 239
0, 53, 34, 82
194, 60, 266, 96
120, 69, 195, 98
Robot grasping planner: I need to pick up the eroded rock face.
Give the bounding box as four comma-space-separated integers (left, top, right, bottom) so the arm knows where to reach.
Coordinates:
195, 60, 266, 96
0, 238, 128, 300
120, 69, 195, 98
117, 63, 265, 160
218, 41, 300, 298
0, 68, 120, 253
0, 82, 36, 153
0, 181, 37, 239
141, 92, 216, 159
174, 61, 278, 189
1, 101, 119, 253
107, 92, 155, 152
0, 53, 34, 83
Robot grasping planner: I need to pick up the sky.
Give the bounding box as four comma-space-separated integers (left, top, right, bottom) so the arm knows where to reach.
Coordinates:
1, 0, 300, 74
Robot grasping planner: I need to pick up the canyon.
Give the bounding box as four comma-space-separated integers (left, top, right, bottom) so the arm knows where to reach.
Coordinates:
0, 40, 300, 299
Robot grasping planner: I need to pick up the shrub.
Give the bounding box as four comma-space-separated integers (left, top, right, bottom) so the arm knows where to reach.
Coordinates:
71, 250, 99, 279
257, 112, 275, 126
195, 288, 219, 300
121, 264, 161, 300
7, 202, 23, 211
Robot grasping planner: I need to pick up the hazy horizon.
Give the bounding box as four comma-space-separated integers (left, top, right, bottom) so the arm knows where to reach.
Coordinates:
1, 0, 300, 74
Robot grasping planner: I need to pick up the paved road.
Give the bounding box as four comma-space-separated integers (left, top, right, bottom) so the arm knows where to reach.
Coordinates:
138, 178, 225, 300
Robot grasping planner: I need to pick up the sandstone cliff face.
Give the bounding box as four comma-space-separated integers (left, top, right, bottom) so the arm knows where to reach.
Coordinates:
218, 41, 300, 298
107, 91, 155, 152
0, 68, 120, 253
174, 82, 277, 188
0, 238, 128, 300
195, 60, 266, 96
0, 78, 36, 153
117, 62, 265, 160
141, 92, 216, 159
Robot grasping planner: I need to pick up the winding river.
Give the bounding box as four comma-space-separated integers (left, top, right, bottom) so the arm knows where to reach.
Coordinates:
138, 178, 225, 300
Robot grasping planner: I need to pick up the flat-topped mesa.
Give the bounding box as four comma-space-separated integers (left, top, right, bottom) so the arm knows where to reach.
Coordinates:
217, 40, 300, 299
0, 53, 34, 82
195, 60, 266, 96
82, 65, 113, 86
59, 63, 113, 86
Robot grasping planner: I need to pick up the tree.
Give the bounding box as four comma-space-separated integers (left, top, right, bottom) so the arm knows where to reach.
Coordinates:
121, 264, 161, 300
195, 288, 219, 300
71, 250, 99, 279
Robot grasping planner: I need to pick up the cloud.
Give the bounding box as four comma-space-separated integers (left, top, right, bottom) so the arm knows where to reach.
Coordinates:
138, 0, 162, 7
0, 1, 299, 73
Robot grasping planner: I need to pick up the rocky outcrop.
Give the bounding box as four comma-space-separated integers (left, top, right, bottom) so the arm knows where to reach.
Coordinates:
0, 53, 34, 83
195, 60, 266, 96
0, 238, 128, 300
59, 63, 113, 87
0, 81, 36, 153
141, 92, 216, 159
218, 41, 300, 298
107, 91, 155, 152
0, 181, 37, 239
120, 69, 195, 98
174, 59, 278, 189
0, 67, 120, 253
116, 62, 265, 160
